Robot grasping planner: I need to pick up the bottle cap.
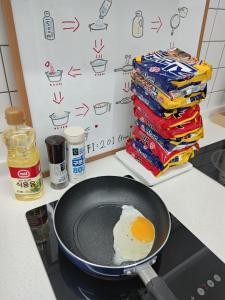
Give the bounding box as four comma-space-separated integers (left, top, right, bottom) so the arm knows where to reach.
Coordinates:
136, 10, 142, 16
64, 127, 85, 144
5, 106, 26, 125
44, 11, 50, 17
45, 135, 66, 164
64, 126, 85, 144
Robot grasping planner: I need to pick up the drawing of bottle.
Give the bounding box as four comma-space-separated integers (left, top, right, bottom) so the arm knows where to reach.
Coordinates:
132, 11, 144, 38
43, 11, 55, 40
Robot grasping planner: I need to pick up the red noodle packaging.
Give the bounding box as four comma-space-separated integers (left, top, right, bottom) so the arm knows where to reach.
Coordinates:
126, 48, 212, 176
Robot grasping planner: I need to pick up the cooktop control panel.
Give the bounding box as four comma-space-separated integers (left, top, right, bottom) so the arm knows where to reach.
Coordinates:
164, 248, 225, 300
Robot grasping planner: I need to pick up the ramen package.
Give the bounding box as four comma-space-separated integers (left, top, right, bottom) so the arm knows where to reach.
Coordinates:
133, 97, 203, 139
132, 125, 199, 165
133, 48, 212, 96
131, 71, 207, 110
136, 119, 204, 147
126, 138, 195, 176
132, 95, 200, 129
131, 82, 176, 117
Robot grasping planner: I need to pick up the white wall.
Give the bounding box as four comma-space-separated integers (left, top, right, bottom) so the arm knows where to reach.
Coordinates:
0, 3, 21, 162
0, 0, 224, 162
200, 0, 225, 109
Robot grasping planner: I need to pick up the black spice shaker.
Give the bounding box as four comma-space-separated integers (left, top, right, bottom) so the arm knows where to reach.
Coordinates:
45, 135, 69, 189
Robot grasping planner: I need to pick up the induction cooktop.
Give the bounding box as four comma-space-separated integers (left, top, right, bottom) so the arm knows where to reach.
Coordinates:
190, 139, 225, 187
26, 141, 225, 300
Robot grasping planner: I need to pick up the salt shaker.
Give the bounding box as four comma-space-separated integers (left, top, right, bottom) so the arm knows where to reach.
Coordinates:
45, 135, 69, 189
64, 126, 85, 183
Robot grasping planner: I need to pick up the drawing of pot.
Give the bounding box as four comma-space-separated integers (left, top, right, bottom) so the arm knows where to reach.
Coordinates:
49, 111, 70, 127
90, 59, 108, 74
93, 102, 111, 115
45, 69, 63, 82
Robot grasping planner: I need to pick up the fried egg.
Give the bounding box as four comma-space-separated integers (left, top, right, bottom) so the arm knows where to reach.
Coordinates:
113, 205, 155, 265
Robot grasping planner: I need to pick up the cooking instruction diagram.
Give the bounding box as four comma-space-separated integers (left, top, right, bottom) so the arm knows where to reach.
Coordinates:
151, 16, 162, 33
62, 17, 80, 32
90, 39, 107, 76
41, 0, 191, 150
68, 66, 82, 77
114, 55, 133, 74
116, 81, 132, 105
43, 11, 55, 40
52, 91, 64, 104
93, 102, 111, 115
89, 0, 112, 31
170, 7, 188, 35
49, 111, 70, 129
45, 61, 63, 85
132, 10, 144, 38
11, 0, 204, 170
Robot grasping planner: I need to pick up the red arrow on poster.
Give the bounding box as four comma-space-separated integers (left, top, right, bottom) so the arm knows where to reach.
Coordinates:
68, 66, 82, 77
93, 39, 105, 54
53, 92, 64, 104
62, 17, 80, 32
75, 103, 89, 117
151, 16, 162, 33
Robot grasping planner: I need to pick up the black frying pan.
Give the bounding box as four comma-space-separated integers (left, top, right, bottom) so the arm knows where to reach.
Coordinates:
54, 176, 177, 300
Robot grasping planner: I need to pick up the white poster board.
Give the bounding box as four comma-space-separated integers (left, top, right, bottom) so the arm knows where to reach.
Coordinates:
11, 0, 206, 171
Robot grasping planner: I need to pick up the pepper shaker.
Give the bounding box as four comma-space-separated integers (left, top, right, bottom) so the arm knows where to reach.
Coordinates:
45, 135, 69, 189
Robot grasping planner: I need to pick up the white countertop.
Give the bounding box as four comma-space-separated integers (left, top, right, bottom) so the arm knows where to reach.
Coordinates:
0, 108, 225, 300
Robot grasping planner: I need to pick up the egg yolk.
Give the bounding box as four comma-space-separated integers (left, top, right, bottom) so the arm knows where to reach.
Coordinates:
131, 216, 155, 242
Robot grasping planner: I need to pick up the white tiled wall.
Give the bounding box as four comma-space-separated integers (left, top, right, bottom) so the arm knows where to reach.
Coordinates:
0, 3, 21, 161
200, 0, 225, 109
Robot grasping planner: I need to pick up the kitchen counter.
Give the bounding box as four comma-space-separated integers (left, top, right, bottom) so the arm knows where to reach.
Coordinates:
0, 108, 225, 300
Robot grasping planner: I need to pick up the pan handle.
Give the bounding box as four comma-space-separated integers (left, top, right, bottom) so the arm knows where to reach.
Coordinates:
136, 264, 178, 300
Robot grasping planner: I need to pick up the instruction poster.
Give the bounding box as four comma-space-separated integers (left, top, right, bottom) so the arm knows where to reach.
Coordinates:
11, 0, 205, 171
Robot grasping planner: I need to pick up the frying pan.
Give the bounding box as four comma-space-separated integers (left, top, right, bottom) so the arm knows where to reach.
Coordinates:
54, 176, 177, 300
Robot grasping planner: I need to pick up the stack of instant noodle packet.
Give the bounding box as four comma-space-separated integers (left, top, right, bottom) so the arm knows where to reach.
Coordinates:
126, 48, 212, 176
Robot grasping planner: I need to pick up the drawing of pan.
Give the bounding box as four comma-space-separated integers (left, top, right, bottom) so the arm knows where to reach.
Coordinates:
114, 64, 133, 73
90, 59, 108, 74
45, 69, 63, 82
116, 97, 132, 104
49, 111, 70, 127
114, 55, 134, 73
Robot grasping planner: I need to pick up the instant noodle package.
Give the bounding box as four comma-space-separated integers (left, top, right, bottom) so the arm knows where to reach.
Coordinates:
126, 48, 212, 176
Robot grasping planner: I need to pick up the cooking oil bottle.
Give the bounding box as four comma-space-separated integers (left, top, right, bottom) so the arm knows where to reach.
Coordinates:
2, 107, 44, 200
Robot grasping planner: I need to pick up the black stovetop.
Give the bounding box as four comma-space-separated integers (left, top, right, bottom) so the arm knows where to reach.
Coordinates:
190, 139, 225, 187
26, 203, 225, 300
26, 140, 225, 300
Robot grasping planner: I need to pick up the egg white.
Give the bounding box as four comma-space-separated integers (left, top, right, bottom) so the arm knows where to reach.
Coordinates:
113, 205, 155, 265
